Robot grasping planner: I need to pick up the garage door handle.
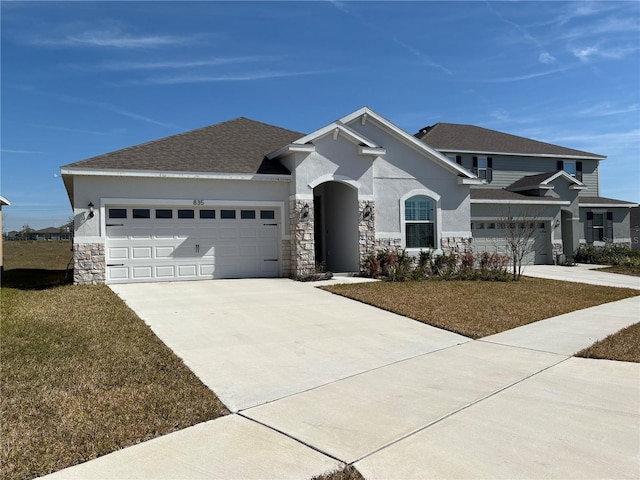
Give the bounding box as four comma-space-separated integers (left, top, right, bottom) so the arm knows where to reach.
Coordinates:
106, 223, 124, 227
107, 263, 124, 267
263, 223, 277, 226
264, 259, 278, 262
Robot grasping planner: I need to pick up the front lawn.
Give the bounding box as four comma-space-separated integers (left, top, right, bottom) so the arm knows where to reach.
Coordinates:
321, 278, 638, 339
1, 284, 228, 480
576, 322, 640, 363
598, 265, 640, 277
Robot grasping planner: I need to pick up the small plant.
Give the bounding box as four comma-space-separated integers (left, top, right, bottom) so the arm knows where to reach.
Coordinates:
574, 244, 640, 267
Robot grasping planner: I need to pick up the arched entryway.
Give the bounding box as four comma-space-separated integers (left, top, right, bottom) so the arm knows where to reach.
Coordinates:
313, 181, 360, 272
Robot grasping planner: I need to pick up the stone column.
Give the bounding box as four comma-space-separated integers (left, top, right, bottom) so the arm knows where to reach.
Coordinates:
289, 199, 316, 278
73, 243, 106, 285
358, 200, 376, 270
440, 236, 473, 255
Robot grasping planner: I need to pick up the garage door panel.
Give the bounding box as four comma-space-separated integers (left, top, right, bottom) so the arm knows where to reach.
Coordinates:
155, 246, 174, 258
106, 208, 280, 283
155, 265, 176, 278
132, 266, 153, 279
108, 247, 129, 260
132, 247, 152, 259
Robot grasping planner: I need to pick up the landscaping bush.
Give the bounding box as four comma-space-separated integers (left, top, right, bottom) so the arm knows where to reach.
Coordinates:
361, 248, 510, 282
574, 244, 640, 267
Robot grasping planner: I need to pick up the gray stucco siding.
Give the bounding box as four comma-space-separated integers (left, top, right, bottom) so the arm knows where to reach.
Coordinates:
72, 175, 291, 239
579, 207, 632, 244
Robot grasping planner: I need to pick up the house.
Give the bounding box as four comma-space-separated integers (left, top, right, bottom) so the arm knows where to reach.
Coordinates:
631, 207, 640, 251
0, 195, 10, 273
416, 123, 637, 263
60, 107, 636, 285
31, 223, 73, 241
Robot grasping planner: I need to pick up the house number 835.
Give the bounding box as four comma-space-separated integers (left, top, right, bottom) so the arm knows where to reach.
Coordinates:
193, 200, 204, 205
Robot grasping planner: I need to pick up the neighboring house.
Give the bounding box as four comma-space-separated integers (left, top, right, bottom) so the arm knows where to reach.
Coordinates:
31, 223, 73, 241
631, 207, 640, 251
416, 123, 637, 263
60, 107, 636, 285
0, 195, 10, 273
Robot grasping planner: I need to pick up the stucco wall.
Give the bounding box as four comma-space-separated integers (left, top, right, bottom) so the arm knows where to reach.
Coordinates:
579, 207, 632, 244
71, 175, 291, 240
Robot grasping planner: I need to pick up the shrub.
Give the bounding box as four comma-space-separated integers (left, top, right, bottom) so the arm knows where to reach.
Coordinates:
574, 244, 640, 267
360, 249, 510, 282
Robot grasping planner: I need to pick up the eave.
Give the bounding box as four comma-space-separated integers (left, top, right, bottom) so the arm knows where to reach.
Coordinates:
59, 167, 291, 182
438, 149, 606, 161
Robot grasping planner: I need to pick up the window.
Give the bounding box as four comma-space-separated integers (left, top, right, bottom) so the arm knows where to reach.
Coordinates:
133, 209, 150, 219
178, 209, 195, 219
558, 160, 583, 180
221, 209, 236, 219
592, 213, 605, 242
155, 209, 172, 219
260, 210, 275, 220
200, 210, 216, 219
472, 156, 492, 181
586, 211, 613, 244
108, 208, 126, 219
404, 195, 435, 248
241, 210, 256, 219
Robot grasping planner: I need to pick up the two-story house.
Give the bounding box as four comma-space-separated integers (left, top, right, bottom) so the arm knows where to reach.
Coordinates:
60, 107, 636, 285
417, 123, 637, 264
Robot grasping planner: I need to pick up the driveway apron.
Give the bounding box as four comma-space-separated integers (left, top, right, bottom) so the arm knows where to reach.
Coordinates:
97, 277, 639, 479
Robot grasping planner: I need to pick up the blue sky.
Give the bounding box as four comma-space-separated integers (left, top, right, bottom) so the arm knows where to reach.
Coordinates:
2, 1, 639, 232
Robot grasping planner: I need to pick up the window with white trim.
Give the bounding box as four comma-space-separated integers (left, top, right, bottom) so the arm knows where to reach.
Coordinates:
404, 195, 435, 248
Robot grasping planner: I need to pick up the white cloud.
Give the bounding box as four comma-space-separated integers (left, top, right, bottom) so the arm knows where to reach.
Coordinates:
97, 56, 280, 71
122, 69, 337, 86
538, 52, 556, 64
1, 149, 45, 154
29, 28, 204, 49
572, 44, 638, 62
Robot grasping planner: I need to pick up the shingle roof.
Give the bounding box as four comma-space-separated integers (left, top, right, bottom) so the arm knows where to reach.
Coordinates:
470, 188, 567, 202
62, 117, 304, 175
579, 196, 638, 206
506, 172, 561, 191
415, 123, 605, 159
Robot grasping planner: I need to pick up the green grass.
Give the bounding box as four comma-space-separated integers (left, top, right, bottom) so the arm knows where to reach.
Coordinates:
321, 278, 638, 339
1, 242, 228, 480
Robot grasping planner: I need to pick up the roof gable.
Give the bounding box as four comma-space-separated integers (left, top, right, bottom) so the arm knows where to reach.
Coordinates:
338, 107, 477, 179
416, 123, 605, 160
506, 171, 585, 192
62, 117, 303, 175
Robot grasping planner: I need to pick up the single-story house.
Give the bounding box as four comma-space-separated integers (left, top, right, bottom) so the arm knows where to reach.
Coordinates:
60, 107, 637, 285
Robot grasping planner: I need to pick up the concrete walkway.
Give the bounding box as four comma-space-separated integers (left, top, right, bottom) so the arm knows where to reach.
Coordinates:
523, 263, 640, 290
41, 273, 639, 479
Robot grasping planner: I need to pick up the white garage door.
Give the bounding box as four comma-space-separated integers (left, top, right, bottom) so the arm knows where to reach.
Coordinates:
105, 206, 280, 284
471, 221, 549, 265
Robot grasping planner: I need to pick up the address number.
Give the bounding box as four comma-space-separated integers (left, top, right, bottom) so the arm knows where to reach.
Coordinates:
193, 200, 204, 205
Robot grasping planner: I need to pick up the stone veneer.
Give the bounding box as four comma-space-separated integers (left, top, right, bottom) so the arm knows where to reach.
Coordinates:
281, 240, 292, 278
440, 236, 473, 255
73, 243, 106, 285
289, 199, 316, 278
358, 201, 376, 269
375, 237, 402, 250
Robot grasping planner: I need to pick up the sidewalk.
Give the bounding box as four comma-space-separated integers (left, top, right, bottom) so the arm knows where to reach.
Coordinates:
523, 264, 640, 290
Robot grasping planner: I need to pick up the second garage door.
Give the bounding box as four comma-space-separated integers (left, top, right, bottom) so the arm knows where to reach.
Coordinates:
105, 206, 280, 284
471, 221, 549, 265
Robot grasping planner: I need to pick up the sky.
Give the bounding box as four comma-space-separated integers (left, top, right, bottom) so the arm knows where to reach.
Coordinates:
1, 0, 639, 232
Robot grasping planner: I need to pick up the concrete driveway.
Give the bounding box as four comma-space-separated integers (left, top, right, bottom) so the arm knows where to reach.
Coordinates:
45, 276, 639, 479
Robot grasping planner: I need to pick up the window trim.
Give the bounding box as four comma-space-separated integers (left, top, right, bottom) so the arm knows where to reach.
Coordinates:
399, 189, 441, 252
